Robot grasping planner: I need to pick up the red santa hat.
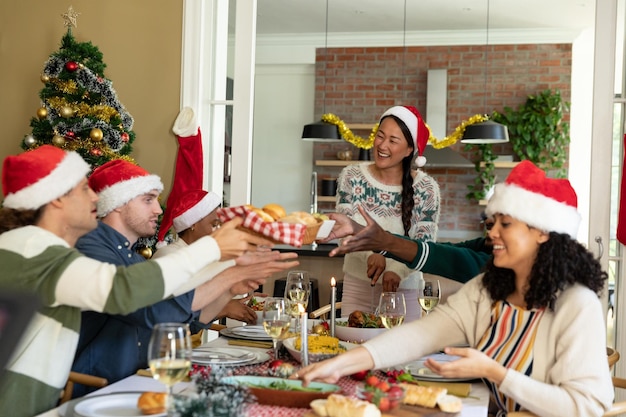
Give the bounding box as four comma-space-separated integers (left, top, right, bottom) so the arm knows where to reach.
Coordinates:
169, 189, 222, 233
379, 105, 430, 167
2, 145, 90, 210
485, 160, 581, 238
88, 159, 163, 217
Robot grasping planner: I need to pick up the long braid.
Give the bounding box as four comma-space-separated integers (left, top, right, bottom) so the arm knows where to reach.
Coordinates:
401, 156, 414, 236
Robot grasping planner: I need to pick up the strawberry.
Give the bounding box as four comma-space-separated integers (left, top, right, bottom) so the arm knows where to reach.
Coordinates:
377, 381, 390, 392
365, 375, 380, 387
378, 397, 391, 412
268, 359, 283, 369
351, 370, 369, 381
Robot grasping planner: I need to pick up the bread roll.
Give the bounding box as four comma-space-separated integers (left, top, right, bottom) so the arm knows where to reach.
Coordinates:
310, 399, 329, 416
137, 392, 167, 415
262, 203, 286, 220
437, 394, 463, 413
251, 207, 274, 223
400, 383, 447, 408
321, 394, 381, 417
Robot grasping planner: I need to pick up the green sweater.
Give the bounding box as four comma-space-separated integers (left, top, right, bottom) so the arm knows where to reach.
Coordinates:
385, 235, 492, 283
0, 226, 221, 417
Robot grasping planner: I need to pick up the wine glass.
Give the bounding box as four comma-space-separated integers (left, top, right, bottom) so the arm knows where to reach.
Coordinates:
147, 322, 192, 410
418, 279, 441, 316
262, 297, 291, 359
284, 270, 310, 332
378, 292, 406, 329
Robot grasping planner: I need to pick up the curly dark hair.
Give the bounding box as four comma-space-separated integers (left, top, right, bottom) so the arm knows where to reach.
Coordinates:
482, 232, 607, 310
0, 207, 43, 234
381, 114, 415, 236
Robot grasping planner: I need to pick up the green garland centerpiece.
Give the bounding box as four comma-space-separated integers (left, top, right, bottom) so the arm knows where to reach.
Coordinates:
171, 365, 255, 417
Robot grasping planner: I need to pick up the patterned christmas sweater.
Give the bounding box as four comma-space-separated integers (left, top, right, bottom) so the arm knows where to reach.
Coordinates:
336, 162, 440, 282
0, 226, 222, 417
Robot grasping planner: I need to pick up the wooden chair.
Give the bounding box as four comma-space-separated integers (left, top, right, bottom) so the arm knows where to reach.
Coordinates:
309, 302, 342, 319
59, 371, 108, 405
509, 347, 625, 417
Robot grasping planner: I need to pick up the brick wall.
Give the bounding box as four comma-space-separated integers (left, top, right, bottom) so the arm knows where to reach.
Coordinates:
313, 44, 572, 238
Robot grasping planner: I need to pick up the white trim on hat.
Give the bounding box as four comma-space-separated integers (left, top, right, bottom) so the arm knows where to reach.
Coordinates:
173, 191, 221, 232
381, 106, 417, 149
96, 174, 163, 217
485, 182, 581, 238
3, 151, 90, 210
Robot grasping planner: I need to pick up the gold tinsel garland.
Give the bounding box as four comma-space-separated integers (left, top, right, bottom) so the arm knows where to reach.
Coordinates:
47, 97, 119, 123
321, 113, 489, 150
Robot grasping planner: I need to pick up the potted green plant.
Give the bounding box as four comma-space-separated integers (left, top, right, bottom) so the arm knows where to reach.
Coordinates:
465, 143, 497, 202
492, 89, 570, 177
465, 89, 570, 202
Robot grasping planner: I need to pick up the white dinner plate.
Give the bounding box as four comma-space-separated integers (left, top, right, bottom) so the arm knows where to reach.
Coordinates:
191, 347, 257, 365
220, 325, 272, 341
70, 392, 165, 417
405, 353, 474, 382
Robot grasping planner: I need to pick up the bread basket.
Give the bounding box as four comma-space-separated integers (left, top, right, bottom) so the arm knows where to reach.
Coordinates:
302, 217, 323, 245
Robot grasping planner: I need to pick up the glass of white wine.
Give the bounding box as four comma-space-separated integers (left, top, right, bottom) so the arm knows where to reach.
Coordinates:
284, 270, 310, 332
147, 322, 192, 411
262, 297, 291, 359
378, 292, 406, 329
419, 279, 441, 316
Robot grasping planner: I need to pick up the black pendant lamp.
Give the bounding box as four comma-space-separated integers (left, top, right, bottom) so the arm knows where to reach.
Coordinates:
461, 120, 509, 144
302, 121, 342, 141
461, 0, 509, 144
301, 0, 341, 142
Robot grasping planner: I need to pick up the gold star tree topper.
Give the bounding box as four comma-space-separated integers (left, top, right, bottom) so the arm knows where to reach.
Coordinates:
61, 6, 80, 28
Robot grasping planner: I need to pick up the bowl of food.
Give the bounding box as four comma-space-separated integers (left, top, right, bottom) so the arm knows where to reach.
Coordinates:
247, 296, 266, 325
355, 375, 405, 413
335, 311, 388, 343
283, 335, 356, 363
222, 375, 341, 408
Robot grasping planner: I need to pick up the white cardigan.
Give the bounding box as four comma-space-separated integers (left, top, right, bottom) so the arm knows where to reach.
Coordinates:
363, 276, 614, 417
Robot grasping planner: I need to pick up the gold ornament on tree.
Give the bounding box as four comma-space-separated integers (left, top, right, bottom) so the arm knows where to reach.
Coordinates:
40, 74, 50, 83
90, 128, 104, 141
60, 106, 74, 118
36, 107, 48, 120
52, 134, 66, 147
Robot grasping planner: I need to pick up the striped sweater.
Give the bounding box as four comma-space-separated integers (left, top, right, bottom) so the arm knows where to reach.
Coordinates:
0, 226, 222, 417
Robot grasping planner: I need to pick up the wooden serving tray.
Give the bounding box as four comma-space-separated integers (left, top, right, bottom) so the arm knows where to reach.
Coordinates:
303, 403, 454, 417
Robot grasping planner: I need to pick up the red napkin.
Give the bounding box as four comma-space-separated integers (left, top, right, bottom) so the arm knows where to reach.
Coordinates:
217, 206, 306, 247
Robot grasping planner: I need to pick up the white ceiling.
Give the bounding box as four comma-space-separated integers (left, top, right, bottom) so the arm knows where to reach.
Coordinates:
253, 0, 595, 36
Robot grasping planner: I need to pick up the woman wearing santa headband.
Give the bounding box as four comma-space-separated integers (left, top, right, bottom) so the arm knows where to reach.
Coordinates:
336, 105, 440, 321
297, 160, 613, 417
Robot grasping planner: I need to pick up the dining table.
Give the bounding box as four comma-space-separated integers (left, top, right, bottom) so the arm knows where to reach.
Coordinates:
36, 332, 491, 417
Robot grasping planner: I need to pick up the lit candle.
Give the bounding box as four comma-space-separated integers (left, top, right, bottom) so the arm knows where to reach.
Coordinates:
299, 304, 309, 366
330, 277, 336, 337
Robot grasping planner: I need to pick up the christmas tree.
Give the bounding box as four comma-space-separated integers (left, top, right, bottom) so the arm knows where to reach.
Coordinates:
22, 7, 136, 168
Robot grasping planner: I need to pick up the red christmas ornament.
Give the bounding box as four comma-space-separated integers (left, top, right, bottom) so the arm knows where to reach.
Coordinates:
90, 148, 103, 157
65, 61, 79, 72
121, 132, 129, 143
65, 131, 75, 139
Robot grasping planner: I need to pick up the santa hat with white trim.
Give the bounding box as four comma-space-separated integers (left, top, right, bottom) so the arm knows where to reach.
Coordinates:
169, 189, 221, 233
2, 145, 90, 210
379, 105, 430, 167
485, 160, 581, 238
88, 159, 163, 217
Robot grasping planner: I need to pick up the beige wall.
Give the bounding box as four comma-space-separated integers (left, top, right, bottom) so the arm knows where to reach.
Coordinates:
0, 0, 183, 197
